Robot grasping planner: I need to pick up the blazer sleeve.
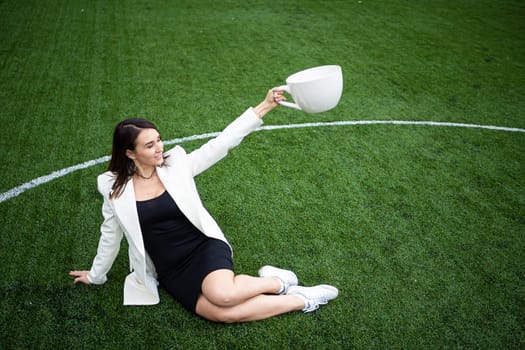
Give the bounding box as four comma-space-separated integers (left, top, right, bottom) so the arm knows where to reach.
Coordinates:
87, 176, 124, 284
171, 107, 263, 177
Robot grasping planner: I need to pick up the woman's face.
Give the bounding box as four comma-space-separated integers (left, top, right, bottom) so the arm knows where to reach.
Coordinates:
126, 128, 164, 168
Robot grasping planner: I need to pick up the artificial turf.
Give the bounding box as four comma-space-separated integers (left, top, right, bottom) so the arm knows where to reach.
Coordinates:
1, 0, 524, 348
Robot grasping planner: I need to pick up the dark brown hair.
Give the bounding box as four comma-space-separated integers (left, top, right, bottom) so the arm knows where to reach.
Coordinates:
108, 118, 160, 199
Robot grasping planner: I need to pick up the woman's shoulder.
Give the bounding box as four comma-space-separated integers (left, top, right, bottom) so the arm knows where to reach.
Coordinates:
97, 171, 116, 194
98, 171, 115, 182
162, 145, 187, 166
164, 145, 186, 156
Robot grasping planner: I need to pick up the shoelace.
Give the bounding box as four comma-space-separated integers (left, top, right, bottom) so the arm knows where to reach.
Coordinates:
303, 296, 329, 312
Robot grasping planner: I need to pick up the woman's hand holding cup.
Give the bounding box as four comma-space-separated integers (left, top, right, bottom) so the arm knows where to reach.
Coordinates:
254, 87, 286, 119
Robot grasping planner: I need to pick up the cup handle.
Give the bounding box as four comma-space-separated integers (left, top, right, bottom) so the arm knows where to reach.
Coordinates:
277, 85, 302, 111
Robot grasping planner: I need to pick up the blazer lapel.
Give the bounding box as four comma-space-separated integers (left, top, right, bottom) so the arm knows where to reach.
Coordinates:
112, 179, 146, 257
157, 165, 201, 230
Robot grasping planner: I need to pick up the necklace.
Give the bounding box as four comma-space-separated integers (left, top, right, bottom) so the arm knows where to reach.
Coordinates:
135, 168, 156, 180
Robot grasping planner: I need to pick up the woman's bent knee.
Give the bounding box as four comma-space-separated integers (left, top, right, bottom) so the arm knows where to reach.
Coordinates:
205, 310, 241, 324
201, 269, 238, 307
204, 288, 238, 307
196, 298, 242, 323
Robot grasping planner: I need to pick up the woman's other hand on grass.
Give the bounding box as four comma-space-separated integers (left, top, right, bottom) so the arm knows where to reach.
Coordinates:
69, 270, 91, 285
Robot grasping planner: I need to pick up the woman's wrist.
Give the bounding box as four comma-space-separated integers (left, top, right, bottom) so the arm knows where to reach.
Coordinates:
253, 88, 284, 119
253, 101, 274, 119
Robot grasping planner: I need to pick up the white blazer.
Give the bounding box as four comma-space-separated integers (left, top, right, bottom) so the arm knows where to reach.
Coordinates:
87, 107, 263, 305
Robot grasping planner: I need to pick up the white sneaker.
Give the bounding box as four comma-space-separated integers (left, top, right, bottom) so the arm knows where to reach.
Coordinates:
258, 265, 298, 295
287, 284, 339, 313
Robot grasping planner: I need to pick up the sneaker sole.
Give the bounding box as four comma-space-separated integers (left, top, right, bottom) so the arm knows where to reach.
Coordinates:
317, 284, 339, 299
288, 284, 339, 300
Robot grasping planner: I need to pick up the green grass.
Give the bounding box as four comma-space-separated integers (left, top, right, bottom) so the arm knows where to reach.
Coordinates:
1, 0, 524, 349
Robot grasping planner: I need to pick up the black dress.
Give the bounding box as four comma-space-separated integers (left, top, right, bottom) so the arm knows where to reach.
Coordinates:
136, 191, 233, 312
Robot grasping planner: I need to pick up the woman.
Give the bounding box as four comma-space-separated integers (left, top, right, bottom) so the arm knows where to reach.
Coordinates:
69, 88, 338, 323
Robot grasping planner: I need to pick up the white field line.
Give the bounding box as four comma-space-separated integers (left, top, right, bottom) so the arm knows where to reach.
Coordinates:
1, 120, 524, 203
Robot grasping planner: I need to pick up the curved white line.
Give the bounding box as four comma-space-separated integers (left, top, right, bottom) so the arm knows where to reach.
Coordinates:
258, 120, 525, 133
1, 120, 524, 203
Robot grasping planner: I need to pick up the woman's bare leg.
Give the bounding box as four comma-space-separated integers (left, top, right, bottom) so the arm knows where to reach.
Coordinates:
195, 292, 304, 323
199, 269, 282, 307
194, 269, 304, 322
194, 269, 338, 323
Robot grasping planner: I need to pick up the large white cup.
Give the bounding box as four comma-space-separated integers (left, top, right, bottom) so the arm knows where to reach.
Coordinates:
278, 65, 343, 113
